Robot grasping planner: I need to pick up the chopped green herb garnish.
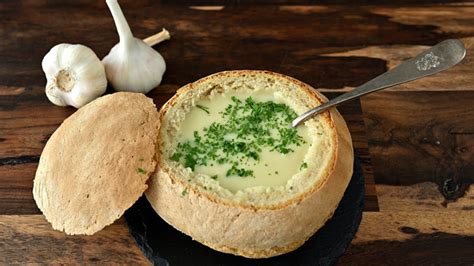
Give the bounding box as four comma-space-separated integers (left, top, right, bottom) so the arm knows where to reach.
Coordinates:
300, 162, 308, 170
138, 158, 144, 162
211, 175, 218, 180
226, 164, 254, 178
137, 168, 146, 174
171, 96, 305, 178
170, 152, 182, 162
181, 188, 188, 196
196, 104, 210, 114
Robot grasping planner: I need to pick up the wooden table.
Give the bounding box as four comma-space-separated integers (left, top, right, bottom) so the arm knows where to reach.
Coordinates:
1, 1, 473, 264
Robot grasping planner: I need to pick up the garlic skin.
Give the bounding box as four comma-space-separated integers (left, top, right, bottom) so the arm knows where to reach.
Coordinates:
42, 44, 107, 108
103, 40, 166, 94
103, 0, 166, 94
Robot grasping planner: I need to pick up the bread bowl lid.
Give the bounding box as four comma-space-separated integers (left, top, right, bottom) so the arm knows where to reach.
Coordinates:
33, 92, 160, 235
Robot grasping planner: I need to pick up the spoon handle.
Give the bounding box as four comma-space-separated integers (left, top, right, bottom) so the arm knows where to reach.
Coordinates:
291, 39, 466, 128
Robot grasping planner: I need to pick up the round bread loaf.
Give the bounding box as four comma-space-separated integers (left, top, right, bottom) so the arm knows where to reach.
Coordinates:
33, 92, 159, 235
146, 70, 353, 258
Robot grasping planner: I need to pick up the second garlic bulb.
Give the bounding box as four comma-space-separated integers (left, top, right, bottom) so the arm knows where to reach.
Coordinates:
102, 0, 166, 94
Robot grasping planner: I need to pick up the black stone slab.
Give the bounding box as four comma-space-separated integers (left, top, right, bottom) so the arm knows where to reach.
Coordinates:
125, 158, 364, 266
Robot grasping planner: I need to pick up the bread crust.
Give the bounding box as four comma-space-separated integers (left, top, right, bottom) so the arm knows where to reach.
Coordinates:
146, 70, 353, 258
33, 92, 159, 235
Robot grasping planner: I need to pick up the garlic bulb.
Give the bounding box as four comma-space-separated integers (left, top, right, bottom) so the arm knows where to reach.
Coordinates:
42, 44, 107, 108
103, 0, 166, 94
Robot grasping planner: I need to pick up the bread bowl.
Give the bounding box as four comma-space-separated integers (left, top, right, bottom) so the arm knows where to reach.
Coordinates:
145, 70, 353, 258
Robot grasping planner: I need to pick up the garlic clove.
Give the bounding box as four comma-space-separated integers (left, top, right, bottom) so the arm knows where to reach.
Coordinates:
102, 0, 167, 94
42, 43, 107, 108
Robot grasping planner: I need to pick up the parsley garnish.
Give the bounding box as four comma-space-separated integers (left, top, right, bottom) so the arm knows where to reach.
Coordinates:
170, 152, 182, 162
171, 96, 305, 178
226, 164, 254, 178
196, 104, 210, 114
137, 168, 146, 174
300, 162, 308, 170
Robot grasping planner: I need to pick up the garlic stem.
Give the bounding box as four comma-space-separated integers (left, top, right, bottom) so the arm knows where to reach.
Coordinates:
143, 28, 171, 46
106, 0, 134, 46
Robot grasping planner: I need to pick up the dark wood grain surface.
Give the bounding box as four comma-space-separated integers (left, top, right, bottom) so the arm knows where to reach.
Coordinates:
1, 1, 473, 265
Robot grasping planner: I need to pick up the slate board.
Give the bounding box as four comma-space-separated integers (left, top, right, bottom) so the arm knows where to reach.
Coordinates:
125, 158, 364, 266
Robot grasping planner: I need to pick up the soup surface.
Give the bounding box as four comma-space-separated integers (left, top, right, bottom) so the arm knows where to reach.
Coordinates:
172, 90, 311, 192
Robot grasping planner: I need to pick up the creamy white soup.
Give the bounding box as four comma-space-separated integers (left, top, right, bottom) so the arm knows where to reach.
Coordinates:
171, 90, 311, 192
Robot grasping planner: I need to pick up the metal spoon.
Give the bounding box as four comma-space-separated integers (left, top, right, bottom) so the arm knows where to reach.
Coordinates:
290, 39, 466, 128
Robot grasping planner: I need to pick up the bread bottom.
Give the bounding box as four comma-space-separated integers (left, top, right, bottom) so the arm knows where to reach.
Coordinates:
199, 210, 337, 258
